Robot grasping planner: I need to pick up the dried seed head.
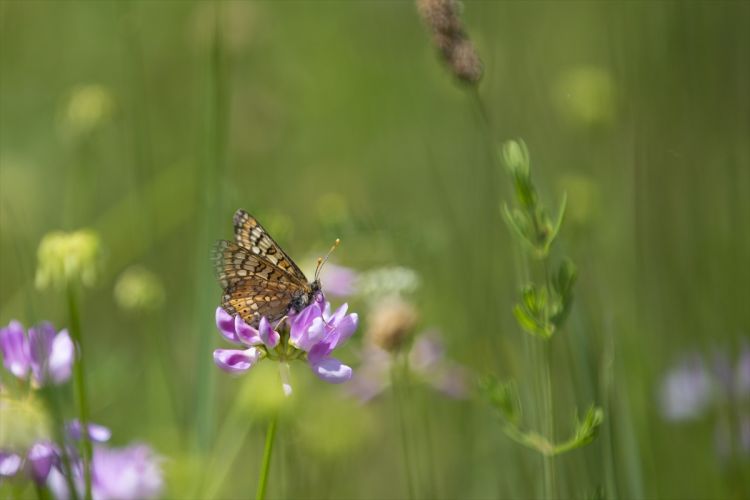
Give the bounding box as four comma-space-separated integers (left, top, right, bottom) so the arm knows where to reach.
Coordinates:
366, 298, 419, 353
416, 0, 483, 85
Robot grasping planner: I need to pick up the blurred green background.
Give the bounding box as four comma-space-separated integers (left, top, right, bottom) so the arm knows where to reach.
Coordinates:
1, 1, 749, 499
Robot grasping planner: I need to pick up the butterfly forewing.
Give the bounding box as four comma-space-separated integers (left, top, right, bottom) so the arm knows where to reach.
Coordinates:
233, 209, 309, 284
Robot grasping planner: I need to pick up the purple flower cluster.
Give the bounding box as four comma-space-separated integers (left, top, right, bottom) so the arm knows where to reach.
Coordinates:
0, 421, 109, 485
0, 320, 74, 386
659, 340, 750, 460
214, 296, 358, 393
47, 443, 163, 500
0, 420, 162, 500
348, 331, 469, 402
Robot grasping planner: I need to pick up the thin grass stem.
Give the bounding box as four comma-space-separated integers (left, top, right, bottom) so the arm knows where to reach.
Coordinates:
256, 414, 278, 500
66, 284, 92, 500
41, 388, 79, 500
392, 357, 416, 500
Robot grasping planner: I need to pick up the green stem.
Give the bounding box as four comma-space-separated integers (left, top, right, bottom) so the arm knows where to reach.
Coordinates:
540, 339, 556, 499
40, 388, 79, 500
392, 358, 416, 500
256, 414, 278, 500
66, 284, 92, 500
540, 260, 556, 499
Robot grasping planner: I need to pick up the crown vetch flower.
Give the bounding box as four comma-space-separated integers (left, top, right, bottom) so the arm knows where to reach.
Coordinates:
0, 320, 74, 386
47, 443, 163, 500
0, 420, 110, 484
319, 263, 358, 298
213, 297, 359, 393
348, 330, 469, 402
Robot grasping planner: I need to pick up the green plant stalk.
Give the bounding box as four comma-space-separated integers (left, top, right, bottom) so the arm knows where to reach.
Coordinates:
392, 359, 416, 500
34, 481, 51, 500
202, 387, 256, 498
539, 338, 556, 498
41, 388, 80, 500
256, 414, 278, 500
539, 259, 556, 499
66, 284, 92, 500
193, 0, 228, 454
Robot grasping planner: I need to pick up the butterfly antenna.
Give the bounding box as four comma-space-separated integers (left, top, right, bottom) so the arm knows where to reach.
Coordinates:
315, 238, 340, 281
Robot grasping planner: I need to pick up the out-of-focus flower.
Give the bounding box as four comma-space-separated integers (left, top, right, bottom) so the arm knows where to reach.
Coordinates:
90, 444, 163, 499
659, 339, 750, 462
35, 229, 103, 290
659, 355, 712, 421
61, 84, 115, 137
319, 263, 358, 298
0, 452, 22, 477
66, 420, 112, 443
47, 443, 163, 500
409, 332, 469, 399
0, 419, 110, 485
213, 296, 359, 395
0, 320, 74, 386
357, 266, 420, 303
349, 330, 469, 402
114, 266, 166, 313
366, 298, 418, 352
553, 66, 616, 127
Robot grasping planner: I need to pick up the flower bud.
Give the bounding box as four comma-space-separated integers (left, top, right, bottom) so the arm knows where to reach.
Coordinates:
366, 298, 418, 353
35, 229, 103, 291
501, 139, 530, 178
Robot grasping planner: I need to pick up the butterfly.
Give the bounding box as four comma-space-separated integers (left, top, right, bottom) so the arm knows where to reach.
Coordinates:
212, 209, 336, 327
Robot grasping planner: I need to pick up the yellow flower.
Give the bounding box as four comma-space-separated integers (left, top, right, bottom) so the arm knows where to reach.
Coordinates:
35, 229, 103, 290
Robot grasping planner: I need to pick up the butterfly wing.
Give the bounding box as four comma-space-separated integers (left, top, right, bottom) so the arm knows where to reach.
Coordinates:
232, 209, 309, 284
222, 279, 297, 326
212, 239, 309, 326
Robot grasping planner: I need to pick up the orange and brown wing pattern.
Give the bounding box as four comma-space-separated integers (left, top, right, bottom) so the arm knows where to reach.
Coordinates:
232, 209, 309, 284
212, 240, 298, 288
212, 238, 310, 327
221, 279, 297, 326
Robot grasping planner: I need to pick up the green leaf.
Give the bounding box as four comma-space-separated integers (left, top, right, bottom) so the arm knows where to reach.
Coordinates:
548, 192, 568, 248
513, 304, 542, 337
479, 376, 522, 425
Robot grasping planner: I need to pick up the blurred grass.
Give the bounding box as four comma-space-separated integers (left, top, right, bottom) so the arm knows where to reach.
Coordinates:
1, 1, 749, 499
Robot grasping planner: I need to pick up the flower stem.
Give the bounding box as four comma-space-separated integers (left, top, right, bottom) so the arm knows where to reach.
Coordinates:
40, 387, 79, 500
66, 284, 92, 500
256, 414, 278, 500
391, 358, 416, 500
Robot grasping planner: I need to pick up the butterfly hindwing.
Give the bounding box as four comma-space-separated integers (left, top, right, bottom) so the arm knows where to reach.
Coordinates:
222, 278, 297, 326
232, 209, 309, 284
